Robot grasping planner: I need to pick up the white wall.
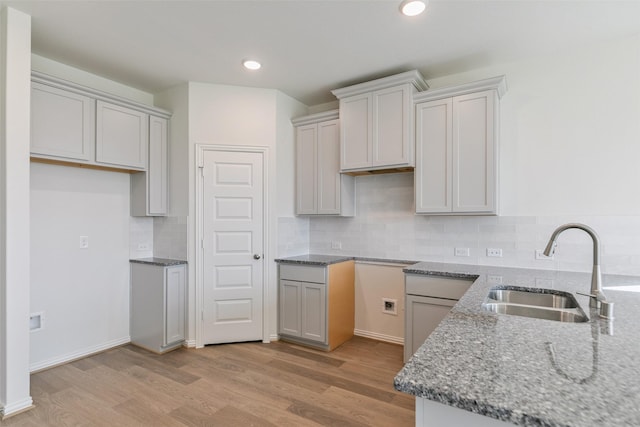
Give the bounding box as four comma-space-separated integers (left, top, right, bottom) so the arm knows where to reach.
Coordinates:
354, 262, 407, 344
428, 33, 640, 216
28, 56, 157, 370
0, 6, 33, 417
32, 54, 154, 106
301, 34, 640, 276
30, 163, 130, 370
173, 82, 305, 345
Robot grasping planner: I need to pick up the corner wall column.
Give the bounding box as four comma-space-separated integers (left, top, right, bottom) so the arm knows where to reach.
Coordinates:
0, 6, 33, 418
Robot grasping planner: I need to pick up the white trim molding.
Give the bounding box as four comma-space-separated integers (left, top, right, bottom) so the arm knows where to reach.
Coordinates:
332, 69, 429, 99
414, 75, 508, 103
29, 336, 130, 373
354, 329, 404, 346
1, 397, 34, 420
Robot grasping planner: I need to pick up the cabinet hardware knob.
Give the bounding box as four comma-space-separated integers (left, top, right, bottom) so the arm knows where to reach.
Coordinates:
253, 254, 262, 260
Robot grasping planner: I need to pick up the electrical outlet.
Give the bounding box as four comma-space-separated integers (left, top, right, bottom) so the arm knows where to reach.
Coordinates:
137, 243, 150, 251
79, 236, 89, 249
486, 248, 502, 257
331, 241, 342, 250
455, 247, 470, 257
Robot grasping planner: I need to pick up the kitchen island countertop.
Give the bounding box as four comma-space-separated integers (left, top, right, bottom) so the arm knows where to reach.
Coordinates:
395, 261, 640, 426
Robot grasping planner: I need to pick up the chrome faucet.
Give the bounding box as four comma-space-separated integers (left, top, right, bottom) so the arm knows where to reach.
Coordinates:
543, 223, 610, 313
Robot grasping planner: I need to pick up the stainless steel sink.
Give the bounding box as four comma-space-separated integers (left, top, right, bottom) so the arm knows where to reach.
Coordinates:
486, 288, 579, 309
482, 286, 588, 323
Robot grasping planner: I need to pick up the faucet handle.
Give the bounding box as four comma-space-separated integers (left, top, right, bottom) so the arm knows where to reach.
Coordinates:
599, 301, 614, 320
577, 292, 614, 320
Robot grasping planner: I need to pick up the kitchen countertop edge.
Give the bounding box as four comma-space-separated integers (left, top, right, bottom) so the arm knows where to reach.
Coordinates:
130, 257, 188, 267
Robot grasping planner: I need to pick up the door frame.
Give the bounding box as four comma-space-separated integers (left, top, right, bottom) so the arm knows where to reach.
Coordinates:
195, 144, 270, 348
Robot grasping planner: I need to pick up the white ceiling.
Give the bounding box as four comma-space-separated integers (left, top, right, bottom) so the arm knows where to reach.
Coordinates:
3, 0, 640, 106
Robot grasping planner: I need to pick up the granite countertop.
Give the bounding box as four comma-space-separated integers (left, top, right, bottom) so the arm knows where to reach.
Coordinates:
275, 254, 417, 266
275, 254, 355, 265
394, 261, 640, 426
130, 257, 187, 266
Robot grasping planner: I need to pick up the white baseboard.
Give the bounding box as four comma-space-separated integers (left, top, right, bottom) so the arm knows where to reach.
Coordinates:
354, 329, 404, 345
29, 336, 131, 373
183, 339, 197, 348
1, 397, 34, 419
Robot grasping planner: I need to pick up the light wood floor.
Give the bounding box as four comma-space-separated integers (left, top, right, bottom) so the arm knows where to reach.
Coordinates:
2, 337, 414, 426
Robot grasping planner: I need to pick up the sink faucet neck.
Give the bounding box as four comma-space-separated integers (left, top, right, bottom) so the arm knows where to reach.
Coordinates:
543, 223, 605, 302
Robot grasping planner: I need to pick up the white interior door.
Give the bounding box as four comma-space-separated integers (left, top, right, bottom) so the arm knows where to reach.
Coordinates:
201, 149, 264, 345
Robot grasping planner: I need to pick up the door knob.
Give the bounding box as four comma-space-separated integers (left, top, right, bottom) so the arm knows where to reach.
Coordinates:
253, 254, 262, 260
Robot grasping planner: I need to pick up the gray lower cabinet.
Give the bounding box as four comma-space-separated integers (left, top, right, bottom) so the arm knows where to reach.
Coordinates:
404, 274, 473, 362
130, 262, 186, 353
278, 262, 354, 351
280, 279, 327, 343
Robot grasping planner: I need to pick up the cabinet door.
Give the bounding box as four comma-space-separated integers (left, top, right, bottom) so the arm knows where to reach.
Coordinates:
317, 119, 341, 214
301, 282, 327, 343
373, 84, 413, 168
452, 90, 497, 213
96, 100, 147, 169
279, 280, 302, 337
31, 82, 94, 161
295, 124, 317, 214
415, 98, 453, 213
404, 295, 455, 362
340, 93, 372, 171
164, 265, 186, 346
148, 116, 168, 215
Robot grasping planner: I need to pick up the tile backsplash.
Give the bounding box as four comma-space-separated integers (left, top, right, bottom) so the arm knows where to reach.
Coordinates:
129, 216, 154, 259
129, 216, 188, 261
153, 216, 188, 260
279, 172, 640, 276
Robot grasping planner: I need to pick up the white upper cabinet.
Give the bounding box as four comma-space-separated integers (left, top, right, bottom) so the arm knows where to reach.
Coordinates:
339, 93, 371, 170
332, 70, 428, 173
415, 76, 507, 215
293, 110, 355, 216
31, 82, 94, 162
131, 115, 168, 216
96, 100, 148, 170
30, 72, 171, 174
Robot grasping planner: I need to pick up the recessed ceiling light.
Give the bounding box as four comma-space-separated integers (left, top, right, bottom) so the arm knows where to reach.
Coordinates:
243, 59, 261, 70
400, 0, 427, 17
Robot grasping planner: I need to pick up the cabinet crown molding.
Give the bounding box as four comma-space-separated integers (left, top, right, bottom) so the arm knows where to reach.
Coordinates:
414, 75, 507, 104
31, 70, 172, 118
331, 70, 429, 99
291, 109, 339, 126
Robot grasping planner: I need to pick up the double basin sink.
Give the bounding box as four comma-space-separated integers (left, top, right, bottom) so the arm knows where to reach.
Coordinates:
482, 286, 588, 323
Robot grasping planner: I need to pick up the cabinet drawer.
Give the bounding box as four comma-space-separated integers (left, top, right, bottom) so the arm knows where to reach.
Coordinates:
405, 274, 473, 300
280, 264, 326, 283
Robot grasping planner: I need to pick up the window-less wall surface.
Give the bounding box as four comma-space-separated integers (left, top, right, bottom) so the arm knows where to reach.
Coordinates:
298, 34, 640, 276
